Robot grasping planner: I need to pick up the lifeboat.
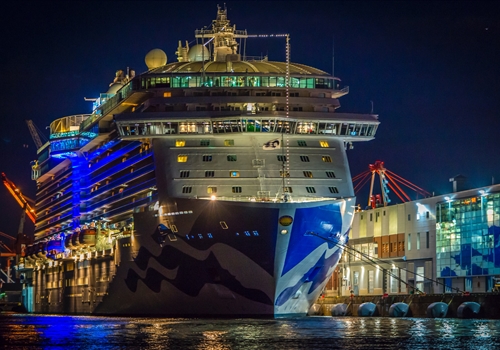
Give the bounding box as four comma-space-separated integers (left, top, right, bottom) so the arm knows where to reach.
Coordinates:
65, 233, 74, 250
79, 228, 96, 247
357, 302, 377, 317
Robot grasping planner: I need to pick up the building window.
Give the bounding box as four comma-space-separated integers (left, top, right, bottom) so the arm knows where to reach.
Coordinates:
207, 186, 217, 194
177, 155, 188, 162
175, 140, 185, 147
202, 155, 212, 162
306, 187, 316, 193
224, 139, 234, 146
277, 155, 287, 162
180, 170, 190, 178
303, 171, 313, 178
227, 155, 237, 161
232, 186, 242, 193
205, 171, 215, 177
182, 186, 192, 193
329, 186, 339, 193
319, 141, 329, 148
200, 140, 210, 146
408, 233, 411, 251
300, 156, 310, 162
326, 171, 336, 178
417, 232, 421, 250
297, 140, 307, 147
230, 171, 240, 177
322, 155, 332, 162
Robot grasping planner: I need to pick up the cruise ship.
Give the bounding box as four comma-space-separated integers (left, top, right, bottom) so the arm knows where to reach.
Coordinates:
19, 6, 379, 316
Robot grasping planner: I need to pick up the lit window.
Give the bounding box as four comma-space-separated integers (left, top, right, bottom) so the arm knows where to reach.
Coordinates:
322, 155, 332, 162
180, 170, 190, 178
300, 156, 310, 162
326, 171, 336, 178
303, 171, 313, 178
163, 92, 172, 98
297, 140, 307, 147
320, 141, 329, 147
306, 187, 316, 193
227, 155, 237, 161
177, 155, 188, 162
176, 140, 185, 147
230, 171, 240, 178
205, 171, 215, 177
232, 186, 242, 193
224, 140, 234, 146
202, 155, 212, 162
329, 186, 339, 193
207, 186, 217, 194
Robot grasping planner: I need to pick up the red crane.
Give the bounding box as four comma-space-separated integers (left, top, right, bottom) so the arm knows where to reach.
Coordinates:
353, 160, 431, 209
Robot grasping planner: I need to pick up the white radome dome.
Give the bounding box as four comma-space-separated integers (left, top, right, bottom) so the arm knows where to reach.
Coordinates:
145, 48, 167, 69
188, 44, 210, 62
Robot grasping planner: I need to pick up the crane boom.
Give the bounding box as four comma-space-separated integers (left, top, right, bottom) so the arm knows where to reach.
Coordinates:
26, 120, 46, 149
1, 172, 36, 224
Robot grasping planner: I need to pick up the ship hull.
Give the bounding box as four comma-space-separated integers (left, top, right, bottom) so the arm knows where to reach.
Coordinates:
28, 197, 353, 317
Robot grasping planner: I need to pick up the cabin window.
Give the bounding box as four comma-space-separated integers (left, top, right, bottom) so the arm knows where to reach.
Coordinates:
205, 171, 215, 177
277, 155, 287, 162
306, 187, 316, 193
207, 186, 217, 194
227, 155, 237, 161
297, 140, 307, 147
200, 140, 210, 146
180, 171, 190, 178
232, 186, 242, 193
202, 155, 212, 162
182, 186, 192, 193
319, 141, 329, 147
224, 139, 234, 146
329, 186, 339, 193
322, 155, 332, 162
303, 171, 313, 178
177, 155, 188, 162
176, 140, 185, 147
300, 156, 310, 162
326, 171, 336, 178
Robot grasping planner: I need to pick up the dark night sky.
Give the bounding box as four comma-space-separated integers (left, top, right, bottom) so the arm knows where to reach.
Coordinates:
1, 1, 499, 239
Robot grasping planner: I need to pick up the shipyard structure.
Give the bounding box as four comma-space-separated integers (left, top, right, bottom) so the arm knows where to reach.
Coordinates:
322, 179, 500, 299
14, 7, 379, 316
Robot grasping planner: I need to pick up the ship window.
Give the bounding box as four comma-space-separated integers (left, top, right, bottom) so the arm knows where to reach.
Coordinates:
227, 155, 237, 161
277, 155, 287, 162
200, 140, 210, 146
202, 155, 212, 162
326, 171, 336, 178
320, 141, 329, 148
176, 140, 185, 147
205, 171, 215, 177
322, 156, 332, 162
232, 186, 242, 193
292, 107, 303, 111
303, 171, 313, 178
297, 140, 307, 147
329, 186, 339, 194
224, 139, 234, 146
163, 92, 171, 98
300, 156, 310, 162
306, 187, 316, 193
177, 155, 188, 162
230, 171, 240, 178
283, 187, 293, 193
207, 186, 217, 194
220, 221, 228, 229
180, 171, 190, 178
182, 186, 192, 193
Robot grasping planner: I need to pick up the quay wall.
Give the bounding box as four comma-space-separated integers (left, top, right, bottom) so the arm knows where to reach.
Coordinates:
314, 293, 500, 319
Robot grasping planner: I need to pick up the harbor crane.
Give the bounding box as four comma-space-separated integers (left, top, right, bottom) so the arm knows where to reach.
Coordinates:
352, 160, 431, 209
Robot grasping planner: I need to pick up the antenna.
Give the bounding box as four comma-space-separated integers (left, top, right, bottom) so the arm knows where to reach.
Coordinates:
332, 35, 335, 78
370, 100, 374, 114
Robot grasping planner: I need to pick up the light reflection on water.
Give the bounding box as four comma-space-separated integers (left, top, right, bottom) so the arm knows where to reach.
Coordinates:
1, 314, 500, 349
